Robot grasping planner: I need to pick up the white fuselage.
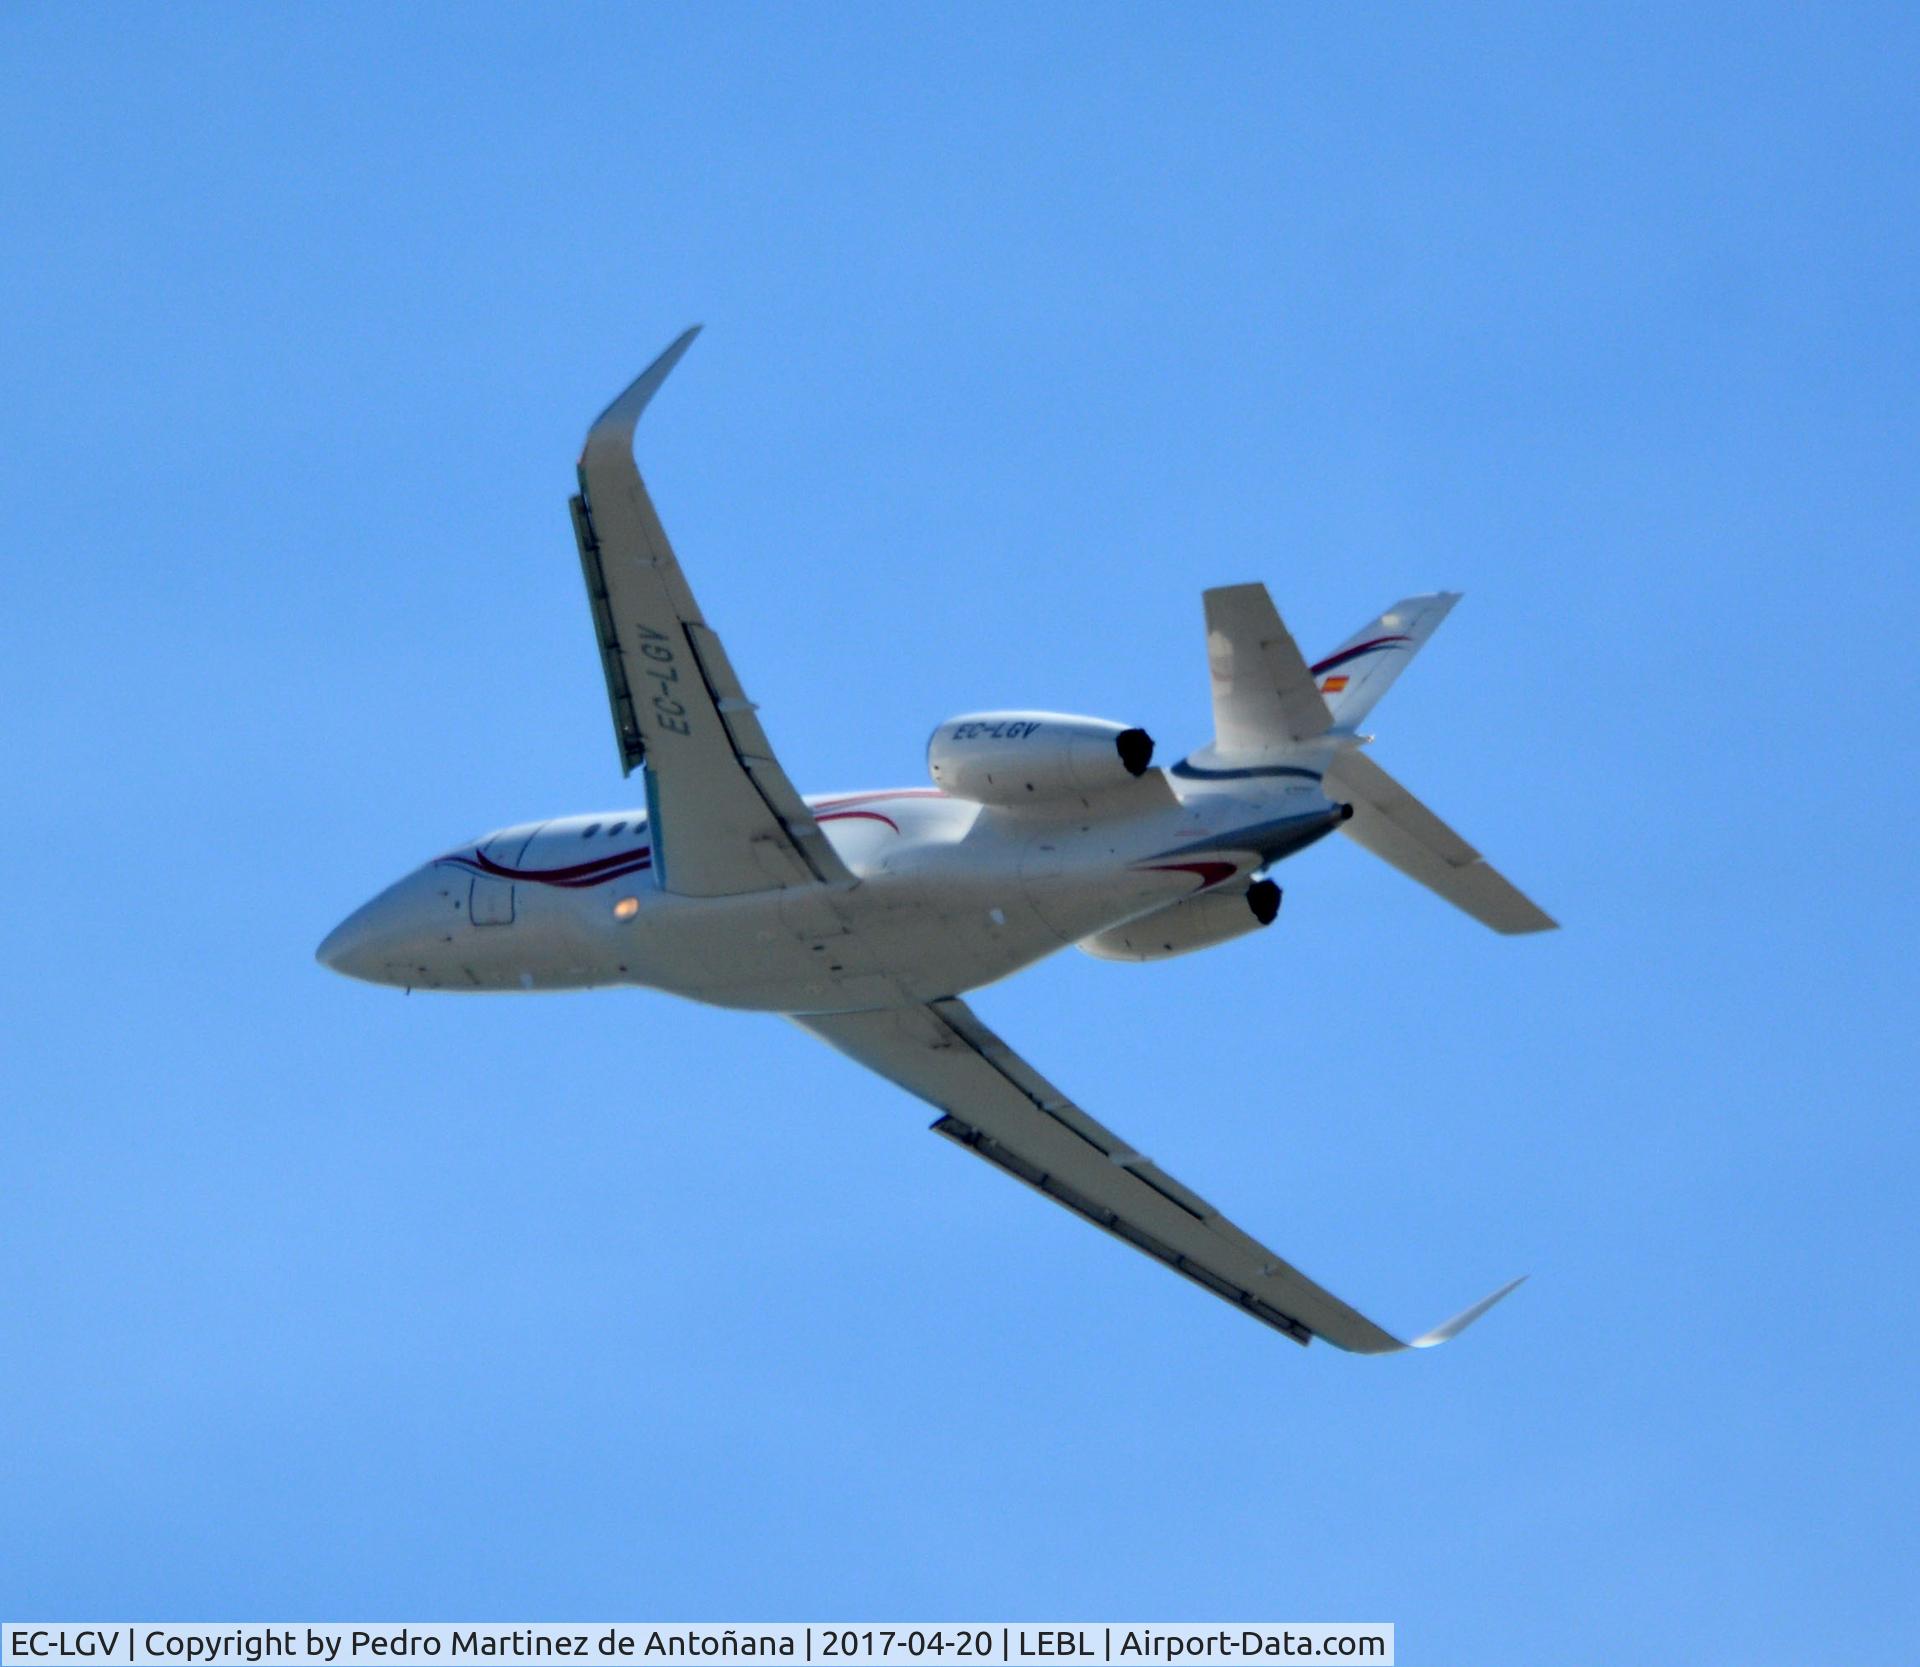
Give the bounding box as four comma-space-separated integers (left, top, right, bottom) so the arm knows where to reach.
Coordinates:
317, 765, 1345, 1013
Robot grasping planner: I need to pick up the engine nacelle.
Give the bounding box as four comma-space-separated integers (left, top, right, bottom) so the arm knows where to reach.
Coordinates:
1077, 879, 1281, 963
927, 711, 1154, 806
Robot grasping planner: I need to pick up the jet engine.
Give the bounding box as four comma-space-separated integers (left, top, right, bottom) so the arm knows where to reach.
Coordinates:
1077, 879, 1282, 963
927, 711, 1154, 806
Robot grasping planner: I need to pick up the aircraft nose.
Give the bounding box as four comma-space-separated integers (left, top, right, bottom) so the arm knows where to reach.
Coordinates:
316, 875, 432, 985
315, 908, 372, 978
315, 898, 389, 983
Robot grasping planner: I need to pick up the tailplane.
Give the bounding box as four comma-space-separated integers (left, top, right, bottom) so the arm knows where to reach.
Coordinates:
1326, 749, 1556, 934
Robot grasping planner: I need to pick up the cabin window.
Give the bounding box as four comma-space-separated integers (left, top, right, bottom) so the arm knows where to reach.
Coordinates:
582, 823, 601, 838
608, 820, 627, 836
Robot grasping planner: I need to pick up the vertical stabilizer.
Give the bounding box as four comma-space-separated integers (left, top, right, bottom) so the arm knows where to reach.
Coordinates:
1202, 583, 1333, 753
1311, 593, 1460, 729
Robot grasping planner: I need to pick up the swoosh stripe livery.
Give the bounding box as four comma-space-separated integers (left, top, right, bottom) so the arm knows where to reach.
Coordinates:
436, 806, 905, 891
1138, 860, 1240, 889
816, 808, 901, 833
1309, 634, 1411, 677
811, 789, 948, 812
440, 848, 655, 889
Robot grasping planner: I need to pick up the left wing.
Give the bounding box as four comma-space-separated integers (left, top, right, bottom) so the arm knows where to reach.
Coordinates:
571, 328, 854, 896
794, 998, 1523, 1352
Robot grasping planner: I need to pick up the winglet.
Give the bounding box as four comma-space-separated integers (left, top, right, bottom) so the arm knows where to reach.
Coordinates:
1408, 1274, 1528, 1349
580, 324, 703, 463
1316, 1271, 1528, 1354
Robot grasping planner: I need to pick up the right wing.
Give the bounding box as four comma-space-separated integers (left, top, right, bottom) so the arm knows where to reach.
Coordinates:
570, 328, 854, 896
1326, 749, 1557, 934
794, 997, 1523, 1352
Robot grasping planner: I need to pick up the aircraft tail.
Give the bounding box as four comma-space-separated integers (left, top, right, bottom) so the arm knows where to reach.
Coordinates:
1311, 593, 1460, 730
1202, 587, 1460, 754
1196, 584, 1553, 933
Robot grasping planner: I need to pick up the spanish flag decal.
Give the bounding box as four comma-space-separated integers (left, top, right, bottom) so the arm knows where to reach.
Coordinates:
1321, 674, 1350, 693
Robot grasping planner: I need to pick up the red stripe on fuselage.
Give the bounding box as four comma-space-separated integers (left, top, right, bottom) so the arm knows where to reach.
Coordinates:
435, 792, 938, 891
1138, 860, 1240, 889
439, 845, 653, 887
810, 789, 949, 812
815, 808, 901, 833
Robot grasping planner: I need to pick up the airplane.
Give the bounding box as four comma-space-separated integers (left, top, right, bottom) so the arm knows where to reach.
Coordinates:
317, 327, 1555, 1355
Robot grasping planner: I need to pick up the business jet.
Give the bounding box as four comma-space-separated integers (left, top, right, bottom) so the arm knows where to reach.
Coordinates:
318, 328, 1555, 1354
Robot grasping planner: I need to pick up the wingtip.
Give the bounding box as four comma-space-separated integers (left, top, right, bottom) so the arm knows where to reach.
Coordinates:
1409, 1274, 1528, 1349
582, 325, 707, 454
1496, 912, 1560, 936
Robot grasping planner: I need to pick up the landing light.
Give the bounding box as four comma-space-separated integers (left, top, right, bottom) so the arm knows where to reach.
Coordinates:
613, 896, 640, 920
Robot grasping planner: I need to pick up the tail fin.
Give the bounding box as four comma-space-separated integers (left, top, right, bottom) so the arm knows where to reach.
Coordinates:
1200, 587, 1462, 757
1203, 583, 1333, 751
1313, 593, 1460, 730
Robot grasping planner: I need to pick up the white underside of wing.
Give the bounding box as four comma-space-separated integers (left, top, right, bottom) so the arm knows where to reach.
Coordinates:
794, 997, 1523, 1353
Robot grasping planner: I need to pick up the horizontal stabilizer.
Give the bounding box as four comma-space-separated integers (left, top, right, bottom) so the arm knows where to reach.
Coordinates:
1326, 750, 1556, 934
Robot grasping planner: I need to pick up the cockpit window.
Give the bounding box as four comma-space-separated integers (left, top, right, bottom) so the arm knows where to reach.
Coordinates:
582, 822, 601, 838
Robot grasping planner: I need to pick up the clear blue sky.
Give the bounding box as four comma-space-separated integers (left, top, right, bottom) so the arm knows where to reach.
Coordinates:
3, 4, 1915, 1659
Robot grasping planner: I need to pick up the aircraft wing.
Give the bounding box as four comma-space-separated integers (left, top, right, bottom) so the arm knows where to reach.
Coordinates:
793, 997, 1522, 1352
570, 328, 854, 896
